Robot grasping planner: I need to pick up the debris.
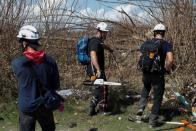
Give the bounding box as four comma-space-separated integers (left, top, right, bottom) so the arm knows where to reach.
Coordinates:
73, 89, 90, 100
128, 115, 196, 130
127, 126, 134, 130
54, 117, 58, 124
161, 98, 179, 110
192, 107, 196, 117
180, 120, 196, 130
163, 120, 196, 130
118, 116, 122, 120
128, 114, 142, 123
181, 83, 196, 107
162, 83, 196, 117
174, 92, 189, 109
125, 94, 141, 100
56, 89, 73, 99
68, 122, 77, 128
190, 115, 196, 123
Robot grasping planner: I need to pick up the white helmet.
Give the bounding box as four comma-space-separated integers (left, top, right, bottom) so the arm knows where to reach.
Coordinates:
17, 25, 40, 40
153, 23, 166, 31
96, 22, 109, 32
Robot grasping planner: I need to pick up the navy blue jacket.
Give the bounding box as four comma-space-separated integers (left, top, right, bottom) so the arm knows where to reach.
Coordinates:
11, 55, 60, 112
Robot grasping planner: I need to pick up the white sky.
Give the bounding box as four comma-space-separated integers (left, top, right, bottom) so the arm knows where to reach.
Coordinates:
78, 0, 150, 21
28, 0, 151, 21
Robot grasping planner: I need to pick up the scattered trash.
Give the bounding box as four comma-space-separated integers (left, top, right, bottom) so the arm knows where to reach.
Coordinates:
192, 106, 196, 117
174, 92, 189, 109
118, 116, 122, 120
174, 120, 196, 130
54, 117, 58, 124
56, 89, 73, 99
72, 89, 90, 100
132, 82, 196, 129
128, 114, 142, 123
161, 98, 179, 110
128, 114, 196, 130
121, 52, 126, 57
125, 94, 141, 101
190, 116, 196, 123
57, 89, 89, 100
155, 83, 196, 118
181, 83, 196, 107
127, 126, 134, 130
68, 122, 77, 128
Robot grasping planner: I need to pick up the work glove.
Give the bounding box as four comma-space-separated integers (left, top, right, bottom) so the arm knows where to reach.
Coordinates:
90, 75, 96, 81
90, 70, 101, 81
96, 70, 101, 78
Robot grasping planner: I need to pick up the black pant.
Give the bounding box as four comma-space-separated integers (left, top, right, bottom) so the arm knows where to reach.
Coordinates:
87, 66, 108, 112
90, 84, 108, 112
138, 73, 165, 123
19, 106, 55, 131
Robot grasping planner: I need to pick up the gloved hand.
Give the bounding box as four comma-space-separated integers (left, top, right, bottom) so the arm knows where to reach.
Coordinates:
90, 75, 96, 81
96, 70, 101, 78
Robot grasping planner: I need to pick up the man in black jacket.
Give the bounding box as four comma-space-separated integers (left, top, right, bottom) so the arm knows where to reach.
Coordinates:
87, 22, 113, 116
136, 23, 173, 128
11, 25, 60, 131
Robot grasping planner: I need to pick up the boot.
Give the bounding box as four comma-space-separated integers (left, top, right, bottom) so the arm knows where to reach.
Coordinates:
88, 105, 97, 116
136, 109, 144, 116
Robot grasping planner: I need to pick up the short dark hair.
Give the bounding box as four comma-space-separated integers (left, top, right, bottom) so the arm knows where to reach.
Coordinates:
19, 38, 40, 49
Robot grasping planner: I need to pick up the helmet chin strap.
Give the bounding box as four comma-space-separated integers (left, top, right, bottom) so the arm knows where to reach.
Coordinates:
20, 43, 27, 52
100, 32, 106, 40
19, 40, 29, 52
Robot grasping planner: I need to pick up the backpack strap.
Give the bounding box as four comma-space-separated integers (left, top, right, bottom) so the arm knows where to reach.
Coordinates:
87, 37, 96, 76
153, 39, 164, 56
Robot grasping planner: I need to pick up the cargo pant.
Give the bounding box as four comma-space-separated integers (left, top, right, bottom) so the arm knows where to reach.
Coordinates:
87, 66, 108, 112
138, 73, 165, 124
